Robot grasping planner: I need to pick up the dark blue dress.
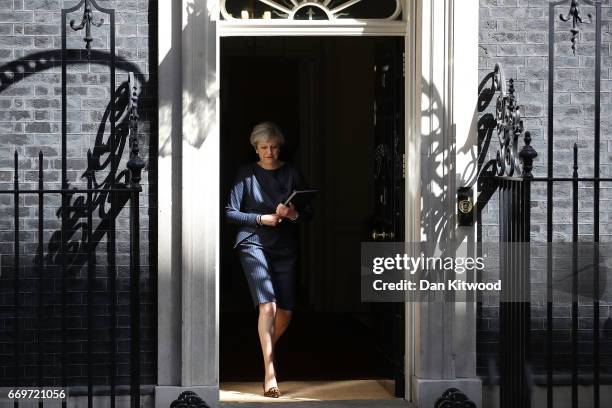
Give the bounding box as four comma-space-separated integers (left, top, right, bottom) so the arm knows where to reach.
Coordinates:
225, 162, 311, 310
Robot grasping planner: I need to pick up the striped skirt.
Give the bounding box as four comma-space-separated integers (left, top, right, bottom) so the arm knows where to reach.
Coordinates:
236, 243, 297, 311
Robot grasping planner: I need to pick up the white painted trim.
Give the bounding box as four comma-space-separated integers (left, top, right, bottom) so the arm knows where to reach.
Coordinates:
403, 0, 420, 402
158, 1, 422, 406
217, 19, 407, 36
216, 1, 415, 403
452, 0, 479, 382
406, 1, 482, 406
157, 0, 182, 388
181, 0, 219, 387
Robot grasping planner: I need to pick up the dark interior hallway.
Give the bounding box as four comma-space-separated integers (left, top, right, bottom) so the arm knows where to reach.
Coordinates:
219, 37, 404, 388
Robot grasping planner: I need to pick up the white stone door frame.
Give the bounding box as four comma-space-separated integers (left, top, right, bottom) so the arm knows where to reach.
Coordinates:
156, 1, 480, 407
408, 1, 482, 407
217, 20, 408, 36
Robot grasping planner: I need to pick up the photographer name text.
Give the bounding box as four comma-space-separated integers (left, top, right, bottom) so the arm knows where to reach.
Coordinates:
372, 279, 501, 291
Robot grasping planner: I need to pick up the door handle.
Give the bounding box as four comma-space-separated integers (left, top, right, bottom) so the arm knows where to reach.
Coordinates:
372, 230, 395, 241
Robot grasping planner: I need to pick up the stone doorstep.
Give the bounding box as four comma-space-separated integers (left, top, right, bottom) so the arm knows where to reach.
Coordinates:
220, 401, 410, 408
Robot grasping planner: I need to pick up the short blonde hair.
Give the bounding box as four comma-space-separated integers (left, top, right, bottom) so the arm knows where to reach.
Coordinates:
250, 122, 285, 148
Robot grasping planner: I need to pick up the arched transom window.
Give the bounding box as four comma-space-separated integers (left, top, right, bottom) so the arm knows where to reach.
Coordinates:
220, 0, 402, 21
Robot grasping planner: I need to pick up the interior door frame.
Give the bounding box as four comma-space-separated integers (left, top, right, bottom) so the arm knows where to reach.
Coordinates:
216, 1, 419, 401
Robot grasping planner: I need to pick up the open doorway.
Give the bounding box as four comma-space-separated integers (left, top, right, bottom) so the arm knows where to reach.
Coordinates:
219, 36, 405, 400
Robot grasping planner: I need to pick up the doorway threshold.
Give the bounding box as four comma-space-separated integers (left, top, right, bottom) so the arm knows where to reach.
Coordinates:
221, 401, 409, 408
220, 380, 407, 405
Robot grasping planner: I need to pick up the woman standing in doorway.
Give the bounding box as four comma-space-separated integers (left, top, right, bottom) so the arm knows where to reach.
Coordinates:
225, 122, 312, 398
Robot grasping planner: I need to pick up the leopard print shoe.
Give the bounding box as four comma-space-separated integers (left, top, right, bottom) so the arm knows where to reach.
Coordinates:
263, 386, 281, 398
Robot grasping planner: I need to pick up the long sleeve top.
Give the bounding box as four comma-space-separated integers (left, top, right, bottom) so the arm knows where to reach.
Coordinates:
225, 162, 312, 248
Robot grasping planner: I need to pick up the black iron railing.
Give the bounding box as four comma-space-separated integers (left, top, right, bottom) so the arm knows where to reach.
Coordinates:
478, 1, 607, 408
495, 63, 535, 408
3, 146, 143, 408
477, 60, 536, 408
539, 2, 604, 408
0, 1, 146, 407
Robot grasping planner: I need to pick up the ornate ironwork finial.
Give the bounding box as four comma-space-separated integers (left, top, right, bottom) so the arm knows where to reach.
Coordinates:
70, 0, 104, 57
493, 64, 525, 177
519, 132, 537, 179
435, 388, 476, 408
126, 73, 145, 189
170, 391, 210, 408
560, 0, 592, 55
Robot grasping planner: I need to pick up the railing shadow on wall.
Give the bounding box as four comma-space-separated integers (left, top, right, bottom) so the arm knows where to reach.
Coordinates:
474, 68, 503, 389
0, 51, 148, 288
42, 77, 133, 273
419, 67, 511, 251
420, 75, 474, 247
420, 76, 451, 246
0, 0, 158, 404
476, 70, 503, 213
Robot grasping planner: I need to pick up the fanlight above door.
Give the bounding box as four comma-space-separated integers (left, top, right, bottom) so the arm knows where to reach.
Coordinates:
220, 0, 402, 21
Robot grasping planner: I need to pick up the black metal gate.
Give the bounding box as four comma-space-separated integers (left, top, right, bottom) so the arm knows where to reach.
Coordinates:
478, 1, 607, 407
0, 1, 146, 407
478, 62, 537, 408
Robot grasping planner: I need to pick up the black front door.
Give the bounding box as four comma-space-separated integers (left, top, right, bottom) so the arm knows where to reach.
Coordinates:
371, 37, 406, 397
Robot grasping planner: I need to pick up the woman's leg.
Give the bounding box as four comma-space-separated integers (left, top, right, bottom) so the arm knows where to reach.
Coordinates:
272, 308, 292, 346
258, 302, 277, 391
269, 249, 295, 346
